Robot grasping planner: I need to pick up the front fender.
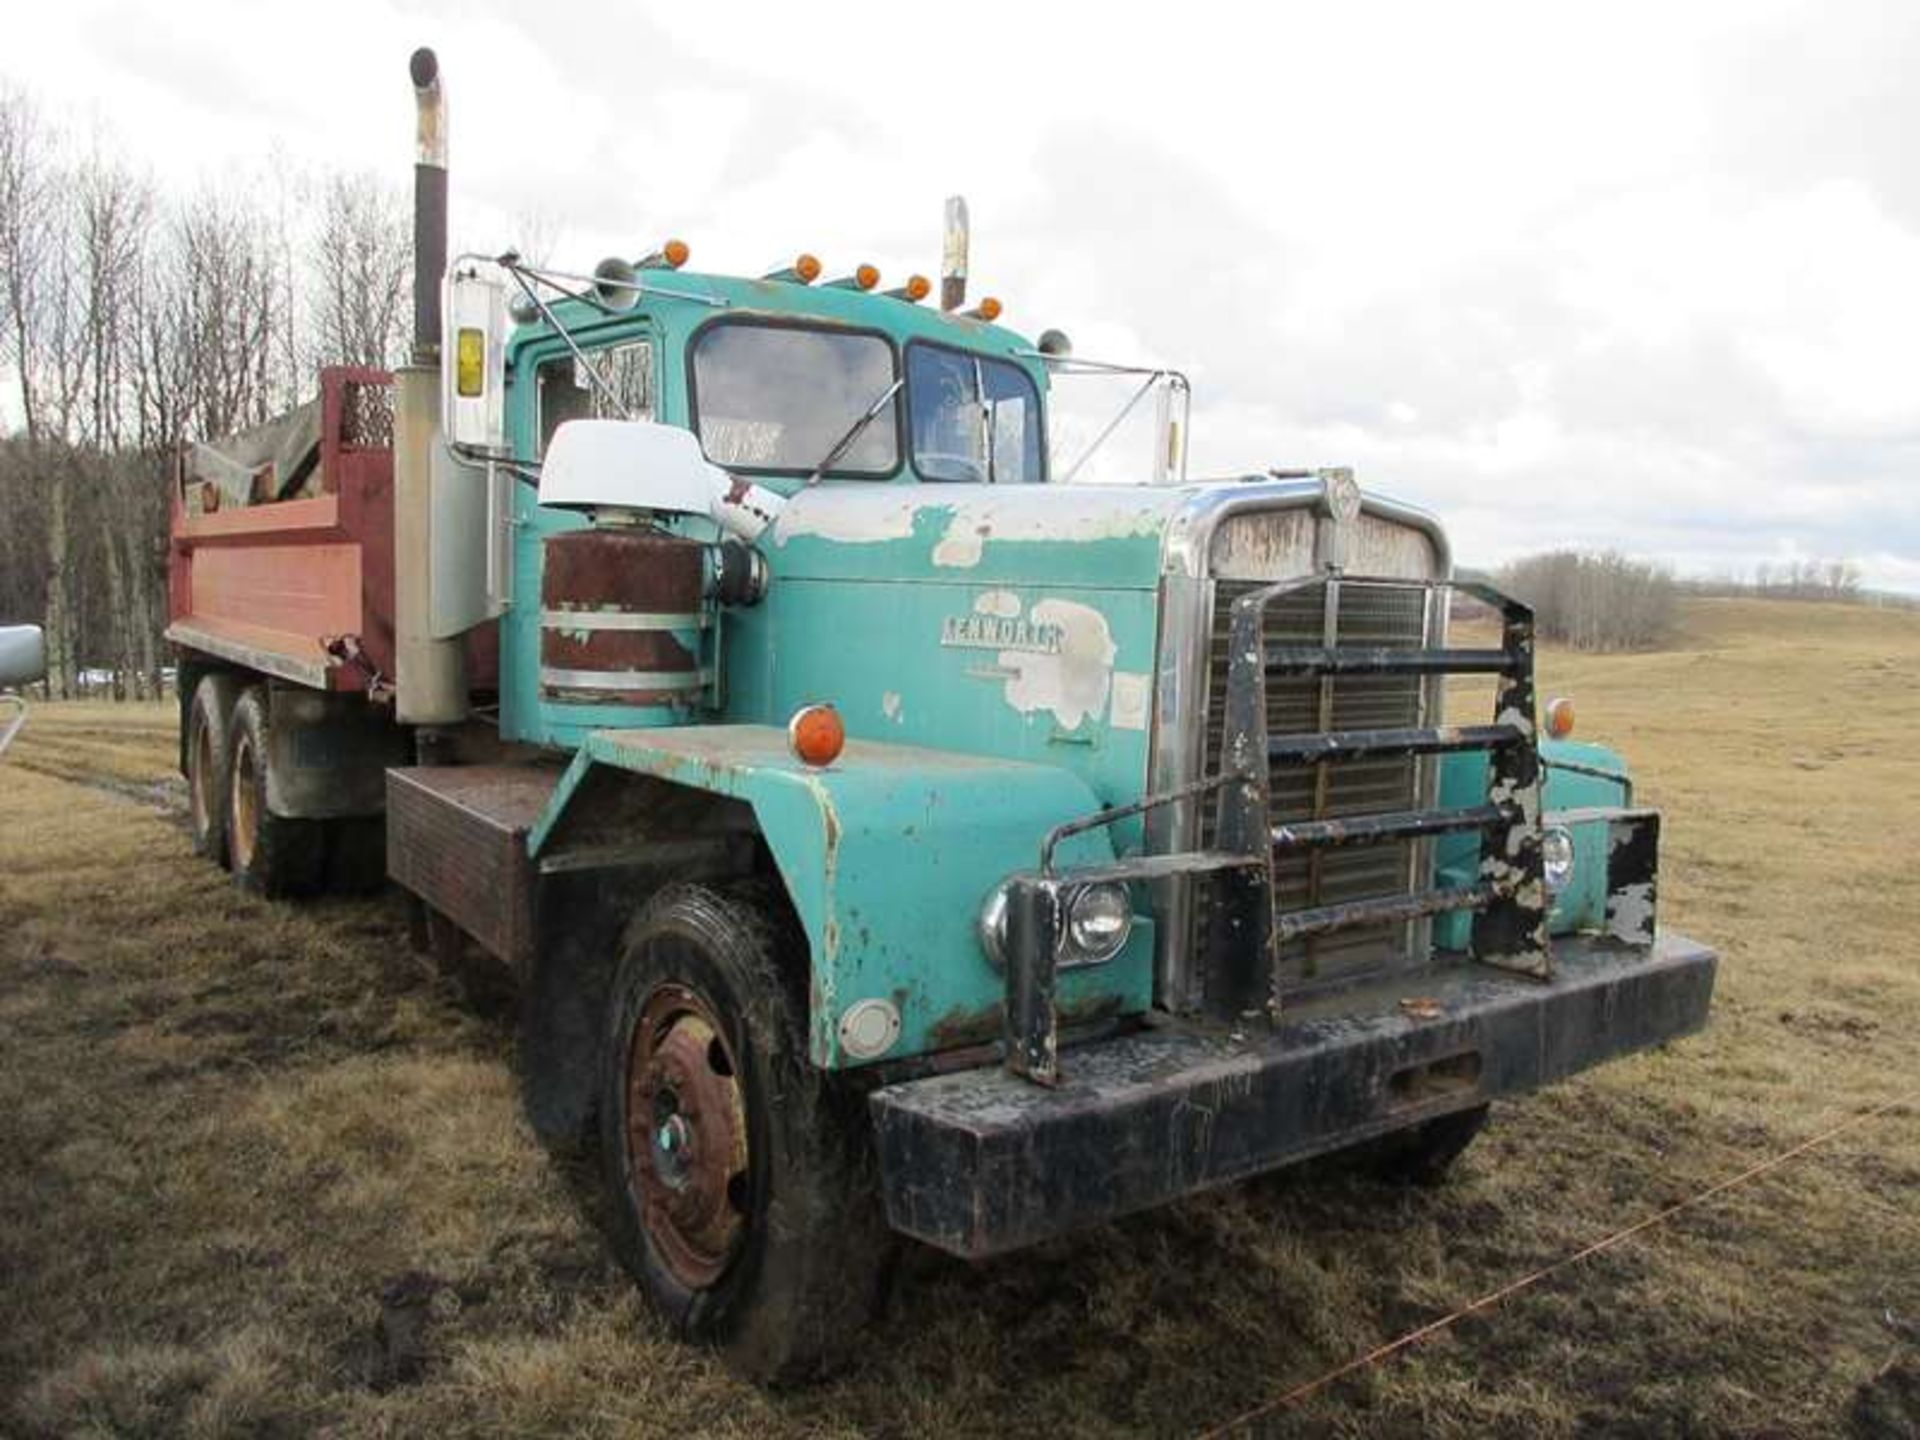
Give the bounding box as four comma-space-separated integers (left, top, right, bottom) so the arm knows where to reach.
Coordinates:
531, 725, 1154, 1067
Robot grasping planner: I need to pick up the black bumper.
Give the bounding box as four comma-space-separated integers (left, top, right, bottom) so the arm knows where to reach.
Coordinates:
869, 932, 1715, 1258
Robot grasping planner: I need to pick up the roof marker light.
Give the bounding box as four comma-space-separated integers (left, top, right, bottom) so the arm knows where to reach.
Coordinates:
638, 238, 690, 270
788, 703, 846, 768
828, 264, 881, 291
963, 296, 1002, 322
887, 274, 932, 303
764, 253, 823, 284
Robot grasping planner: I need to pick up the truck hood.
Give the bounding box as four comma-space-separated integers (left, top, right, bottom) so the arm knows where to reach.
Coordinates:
764, 483, 1196, 589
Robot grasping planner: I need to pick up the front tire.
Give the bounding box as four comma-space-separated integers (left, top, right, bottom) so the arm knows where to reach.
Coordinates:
226, 687, 325, 899
597, 882, 891, 1384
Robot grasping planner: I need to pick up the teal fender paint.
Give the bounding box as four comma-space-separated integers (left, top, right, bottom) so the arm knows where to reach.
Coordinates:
529, 725, 1154, 1069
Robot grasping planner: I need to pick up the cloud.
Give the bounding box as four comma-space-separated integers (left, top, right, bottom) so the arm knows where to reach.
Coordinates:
6, 0, 1918, 589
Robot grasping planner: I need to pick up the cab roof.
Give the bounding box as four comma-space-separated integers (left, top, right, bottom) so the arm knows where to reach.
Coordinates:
512, 265, 1045, 384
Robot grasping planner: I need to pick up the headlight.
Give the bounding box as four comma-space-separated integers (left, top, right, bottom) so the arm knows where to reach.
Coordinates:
1542, 826, 1575, 893
1063, 883, 1132, 966
977, 880, 1133, 969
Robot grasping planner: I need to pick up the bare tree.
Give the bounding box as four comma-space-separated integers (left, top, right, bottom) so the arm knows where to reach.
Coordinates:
172, 186, 288, 437
0, 85, 51, 444
310, 171, 410, 370
1500, 551, 1678, 652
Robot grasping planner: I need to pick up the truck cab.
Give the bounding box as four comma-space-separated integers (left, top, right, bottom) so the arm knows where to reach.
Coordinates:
165, 47, 1715, 1384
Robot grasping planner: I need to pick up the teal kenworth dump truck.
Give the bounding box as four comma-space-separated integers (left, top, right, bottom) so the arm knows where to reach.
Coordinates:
163, 48, 1716, 1380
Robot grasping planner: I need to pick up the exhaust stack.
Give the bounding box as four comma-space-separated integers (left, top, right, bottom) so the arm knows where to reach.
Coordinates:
940, 195, 969, 312
410, 47, 447, 364
395, 45, 466, 727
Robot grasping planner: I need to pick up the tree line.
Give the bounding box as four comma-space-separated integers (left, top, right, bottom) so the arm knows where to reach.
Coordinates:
0, 85, 412, 699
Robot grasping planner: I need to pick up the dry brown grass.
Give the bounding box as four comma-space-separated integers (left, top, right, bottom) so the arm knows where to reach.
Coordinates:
2, 598, 1917, 1438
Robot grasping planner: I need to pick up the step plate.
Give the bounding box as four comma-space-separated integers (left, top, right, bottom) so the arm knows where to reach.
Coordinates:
386, 764, 563, 972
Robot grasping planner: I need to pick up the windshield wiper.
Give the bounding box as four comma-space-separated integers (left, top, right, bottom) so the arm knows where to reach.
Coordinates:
804, 379, 903, 487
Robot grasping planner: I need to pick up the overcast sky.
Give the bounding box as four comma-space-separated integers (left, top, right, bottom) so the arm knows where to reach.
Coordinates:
9, 0, 1918, 589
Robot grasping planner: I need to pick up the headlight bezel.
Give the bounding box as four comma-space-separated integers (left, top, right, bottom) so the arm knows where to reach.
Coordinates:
977, 879, 1135, 970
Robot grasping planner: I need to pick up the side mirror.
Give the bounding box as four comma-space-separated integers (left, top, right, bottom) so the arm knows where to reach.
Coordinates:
442, 265, 507, 450
539, 419, 728, 520
537, 419, 786, 542
0, 625, 46, 688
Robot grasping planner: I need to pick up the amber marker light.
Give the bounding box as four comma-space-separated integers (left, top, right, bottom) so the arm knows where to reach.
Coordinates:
887, 274, 932, 302
855, 263, 879, 291
788, 704, 846, 768
1544, 696, 1576, 739
765, 253, 823, 283
964, 296, 1003, 322
638, 238, 691, 270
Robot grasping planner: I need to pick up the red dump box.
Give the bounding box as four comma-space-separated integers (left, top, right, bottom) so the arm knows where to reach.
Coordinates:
167, 367, 400, 692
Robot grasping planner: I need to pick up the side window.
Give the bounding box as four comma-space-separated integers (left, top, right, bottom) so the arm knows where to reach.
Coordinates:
537, 340, 655, 455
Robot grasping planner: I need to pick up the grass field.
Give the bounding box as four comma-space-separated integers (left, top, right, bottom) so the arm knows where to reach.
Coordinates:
2, 597, 1916, 1438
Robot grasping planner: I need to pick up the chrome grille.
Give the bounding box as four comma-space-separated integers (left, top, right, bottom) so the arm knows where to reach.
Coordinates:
1202, 579, 1430, 985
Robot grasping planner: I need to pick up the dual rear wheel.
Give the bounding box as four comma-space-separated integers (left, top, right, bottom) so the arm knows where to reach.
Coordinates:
184, 676, 350, 898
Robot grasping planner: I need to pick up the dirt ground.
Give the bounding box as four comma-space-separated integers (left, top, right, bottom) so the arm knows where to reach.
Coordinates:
2, 597, 1916, 1438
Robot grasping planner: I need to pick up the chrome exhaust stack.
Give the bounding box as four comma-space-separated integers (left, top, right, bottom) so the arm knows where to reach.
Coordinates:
410, 46, 448, 365
396, 46, 467, 727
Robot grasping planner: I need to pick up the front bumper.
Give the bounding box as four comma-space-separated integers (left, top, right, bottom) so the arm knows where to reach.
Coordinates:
869, 931, 1715, 1258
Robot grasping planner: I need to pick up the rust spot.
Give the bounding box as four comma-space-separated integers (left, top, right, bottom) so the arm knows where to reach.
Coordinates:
540, 529, 706, 705
926, 993, 1126, 1051
1399, 996, 1445, 1021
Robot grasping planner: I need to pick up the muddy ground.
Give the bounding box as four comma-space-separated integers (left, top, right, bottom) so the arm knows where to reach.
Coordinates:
2, 597, 1916, 1437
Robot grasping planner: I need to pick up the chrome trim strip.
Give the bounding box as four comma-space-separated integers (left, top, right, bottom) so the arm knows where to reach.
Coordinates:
1160, 479, 1454, 580
539, 666, 708, 692
539, 609, 709, 631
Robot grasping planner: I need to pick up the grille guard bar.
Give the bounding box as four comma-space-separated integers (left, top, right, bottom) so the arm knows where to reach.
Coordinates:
1003, 571, 1566, 1086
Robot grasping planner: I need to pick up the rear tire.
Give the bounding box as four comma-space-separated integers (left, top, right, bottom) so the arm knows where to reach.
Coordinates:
226, 687, 325, 899
596, 881, 892, 1384
186, 674, 240, 866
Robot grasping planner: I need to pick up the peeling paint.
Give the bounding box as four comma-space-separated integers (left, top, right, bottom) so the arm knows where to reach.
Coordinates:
772, 491, 925, 545
772, 484, 1178, 550
995, 599, 1116, 730
1609, 881, 1657, 941
882, 691, 904, 723
933, 521, 989, 568
972, 589, 1023, 619
1110, 670, 1151, 732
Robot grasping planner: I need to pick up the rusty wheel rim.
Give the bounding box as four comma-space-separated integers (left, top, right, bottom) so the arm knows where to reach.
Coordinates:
190, 717, 216, 841
626, 981, 750, 1290
230, 732, 259, 872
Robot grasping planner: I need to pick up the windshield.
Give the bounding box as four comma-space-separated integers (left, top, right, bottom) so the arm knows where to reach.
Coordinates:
691, 321, 900, 477
907, 343, 1044, 484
